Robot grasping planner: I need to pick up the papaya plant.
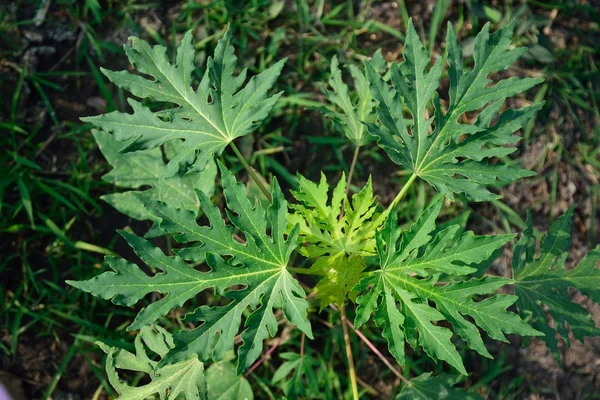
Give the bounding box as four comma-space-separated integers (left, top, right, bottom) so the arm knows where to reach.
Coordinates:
70, 20, 600, 399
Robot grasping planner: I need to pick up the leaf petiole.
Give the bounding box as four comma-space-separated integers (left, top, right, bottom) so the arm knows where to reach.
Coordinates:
287, 267, 323, 276
230, 141, 272, 201
340, 145, 361, 220
374, 172, 418, 227
346, 145, 361, 197
389, 172, 418, 208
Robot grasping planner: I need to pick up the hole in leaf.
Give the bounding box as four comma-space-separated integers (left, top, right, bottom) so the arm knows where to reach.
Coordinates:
193, 262, 211, 273
224, 283, 249, 293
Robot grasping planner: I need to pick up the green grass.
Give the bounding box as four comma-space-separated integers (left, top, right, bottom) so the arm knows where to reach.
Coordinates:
0, 0, 598, 398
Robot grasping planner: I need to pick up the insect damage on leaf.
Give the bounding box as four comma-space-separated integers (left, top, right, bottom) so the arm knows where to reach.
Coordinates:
365, 19, 542, 201
354, 198, 541, 375
512, 207, 600, 360
82, 29, 285, 175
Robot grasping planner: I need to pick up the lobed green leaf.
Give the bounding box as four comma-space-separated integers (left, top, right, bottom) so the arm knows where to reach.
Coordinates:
512, 207, 600, 359
355, 198, 541, 374
366, 19, 542, 201
97, 326, 208, 400
288, 174, 380, 308
94, 130, 216, 236
83, 29, 284, 175
69, 163, 312, 374
289, 173, 380, 261
321, 53, 384, 146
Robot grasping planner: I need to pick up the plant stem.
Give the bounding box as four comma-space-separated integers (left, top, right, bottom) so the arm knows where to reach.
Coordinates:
287, 267, 323, 276
229, 141, 272, 202
374, 172, 418, 227
389, 172, 418, 208
329, 304, 410, 386
356, 377, 379, 397
340, 303, 360, 400
345, 319, 410, 385
346, 145, 361, 197
244, 337, 281, 377
340, 145, 361, 221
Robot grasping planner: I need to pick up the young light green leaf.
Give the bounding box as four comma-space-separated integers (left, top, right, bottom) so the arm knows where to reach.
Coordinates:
94, 130, 216, 236
69, 163, 312, 374
82, 29, 285, 175
289, 173, 380, 261
206, 362, 253, 400
512, 207, 600, 360
355, 198, 540, 374
322, 54, 379, 146
312, 255, 366, 309
396, 373, 482, 400
288, 174, 378, 308
272, 352, 320, 399
97, 326, 208, 400
365, 19, 542, 201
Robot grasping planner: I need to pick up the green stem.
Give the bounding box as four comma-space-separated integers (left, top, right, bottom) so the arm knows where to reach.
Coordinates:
229, 141, 272, 202
287, 267, 323, 276
340, 145, 361, 221
346, 145, 361, 197
389, 172, 418, 208
374, 172, 418, 227
340, 303, 360, 400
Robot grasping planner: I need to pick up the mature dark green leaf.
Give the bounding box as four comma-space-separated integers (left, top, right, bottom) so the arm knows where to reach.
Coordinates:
396, 373, 482, 400
94, 130, 216, 236
355, 198, 540, 374
68, 163, 312, 373
366, 19, 542, 201
83, 29, 284, 175
512, 207, 600, 359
